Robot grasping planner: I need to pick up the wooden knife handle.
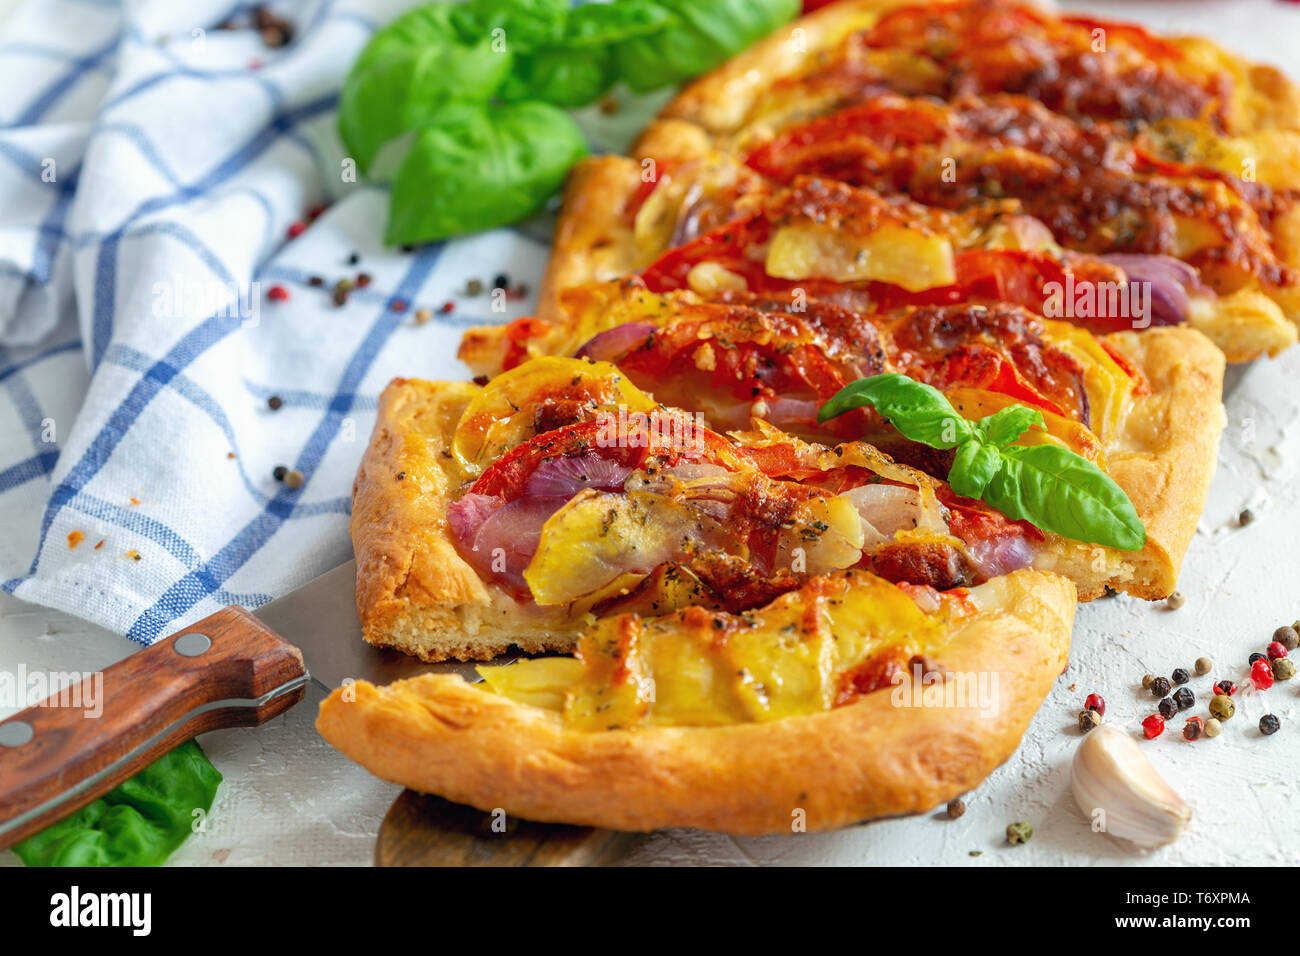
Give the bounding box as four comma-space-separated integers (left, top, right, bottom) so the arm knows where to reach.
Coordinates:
0, 606, 307, 850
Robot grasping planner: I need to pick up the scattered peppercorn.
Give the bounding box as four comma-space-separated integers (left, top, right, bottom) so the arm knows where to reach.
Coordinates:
284, 468, 304, 489
1272, 658, 1295, 681
390, 298, 408, 313
947, 799, 965, 819
1213, 679, 1237, 697
1183, 716, 1204, 741
347, 252, 360, 265
414, 307, 432, 325
267, 395, 283, 411
492, 272, 509, 290
1085, 693, 1105, 716
1276, 626, 1300, 651
1259, 713, 1281, 735
1267, 641, 1288, 660
1172, 667, 1190, 685
1239, 508, 1254, 526
1078, 709, 1102, 733
355, 273, 372, 288
1209, 694, 1235, 720
1166, 591, 1185, 610
308, 275, 324, 287
1158, 697, 1177, 719
1173, 687, 1194, 711
1251, 658, 1274, 690
395, 471, 406, 481
1006, 821, 1032, 845
1194, 657, 1212, 676
286, 220, 306, 239
1249, 652, 1266, 665
1142, 714, 1165, 739
332, 287, 349, 307
1151, 676, 1172, 698
272, 465, 287, 481
267, 284, 290, 302
466, 278, 484, 295
440, 301, 455, 314
1205, 717, 1222, 738
1142, 674, 1155, 690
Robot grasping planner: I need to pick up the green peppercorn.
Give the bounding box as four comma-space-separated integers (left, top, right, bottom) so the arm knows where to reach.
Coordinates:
1260, 713, 1281, 736
1205, 717, 1222, 738
1209, 694, 1235, 720
1272, 658, 1296, 681
1194, 657, 1212, 676
1006, 821, 1033, 845
1151, 676, 1172, 698
1078, 709, 1101, 733
1158, 697, 1178, 719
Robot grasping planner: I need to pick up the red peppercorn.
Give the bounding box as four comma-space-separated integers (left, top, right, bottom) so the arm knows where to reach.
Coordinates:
440, 301, 455, 314
1251, 657, 1274, 690
355, 273, 372, 288
1213, 679, 1237, 696
1085, 693, 1105, 717
1267, 641, 1288, 660
306, 203, 327, 220
267, 284, 290, 302
390, 299, 408, 313
286, 220, 306, 239
1142, 714, 1165, 739
1182, 716, 1204, 741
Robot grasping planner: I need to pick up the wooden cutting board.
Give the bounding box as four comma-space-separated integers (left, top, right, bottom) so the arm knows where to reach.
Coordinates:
374, 790, 640, 866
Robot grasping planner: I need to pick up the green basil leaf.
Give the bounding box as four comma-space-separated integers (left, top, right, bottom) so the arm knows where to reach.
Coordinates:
339, 5, 511, 174
13, 740, 221, 867
818, 373, 975, 449
562, 1, 677, 47
449, 0, 571, 53
983, 443, 1147, 551
975, 404, 1044, 448
386, 101, 588, 245
499, 48, 616, 108
948, 440, 1001, 500
616, 0, 800, 93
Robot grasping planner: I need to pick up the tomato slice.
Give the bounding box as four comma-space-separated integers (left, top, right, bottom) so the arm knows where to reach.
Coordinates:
470, 416, 753, 502
639, 213, 772, 293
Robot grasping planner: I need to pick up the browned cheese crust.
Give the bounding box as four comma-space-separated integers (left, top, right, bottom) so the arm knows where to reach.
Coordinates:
319, 568, 1075, 834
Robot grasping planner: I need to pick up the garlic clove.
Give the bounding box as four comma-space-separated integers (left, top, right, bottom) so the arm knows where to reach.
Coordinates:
1070, 723, 1192, 848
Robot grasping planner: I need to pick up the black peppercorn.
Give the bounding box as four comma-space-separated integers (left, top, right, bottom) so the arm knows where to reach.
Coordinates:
267, 395, 283, 411
1158, 697, 1177, 719
492, 272, 509, 290
1172, 687, 1194, 710
1151, 676, 1172, 698
272, 465, 287, 481
1249, 652, 1266, 665
1172, 667, 1189, 685
1260, 713, 1281, 736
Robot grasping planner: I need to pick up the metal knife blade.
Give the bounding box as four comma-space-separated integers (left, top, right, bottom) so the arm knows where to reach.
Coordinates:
253, 559, 499, 692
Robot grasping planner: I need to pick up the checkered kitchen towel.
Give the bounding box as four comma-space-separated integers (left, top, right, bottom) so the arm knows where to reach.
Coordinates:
0, 0, 648, 643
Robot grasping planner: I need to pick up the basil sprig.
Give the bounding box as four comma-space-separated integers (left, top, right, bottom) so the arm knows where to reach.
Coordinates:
819, 374, 1146, 551
339, 0, 800, 246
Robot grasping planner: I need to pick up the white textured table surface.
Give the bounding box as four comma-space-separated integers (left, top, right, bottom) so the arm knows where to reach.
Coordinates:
4, 0, 1300, 867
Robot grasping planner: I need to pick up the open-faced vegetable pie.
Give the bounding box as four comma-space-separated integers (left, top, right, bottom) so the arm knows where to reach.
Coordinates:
319, 0, 1264, 835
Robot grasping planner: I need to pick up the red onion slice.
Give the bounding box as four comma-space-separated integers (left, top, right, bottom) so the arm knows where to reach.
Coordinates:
1099, 254, 1205, 327
574, 322, 656, 362
523, 453, 631, 498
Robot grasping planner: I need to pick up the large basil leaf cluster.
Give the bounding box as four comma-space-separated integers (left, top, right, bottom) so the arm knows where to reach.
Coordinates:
339, 0, 800, 245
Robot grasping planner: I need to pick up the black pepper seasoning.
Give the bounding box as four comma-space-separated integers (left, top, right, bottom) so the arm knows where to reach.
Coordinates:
1151, 676, 1172, 698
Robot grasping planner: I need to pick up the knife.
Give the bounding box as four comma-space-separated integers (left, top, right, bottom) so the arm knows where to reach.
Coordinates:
0, 558, 489, 851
